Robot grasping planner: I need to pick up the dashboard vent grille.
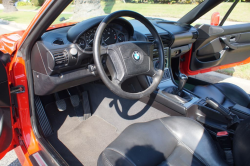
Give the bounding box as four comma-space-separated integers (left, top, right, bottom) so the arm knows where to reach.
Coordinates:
53, 39, 64, 45
53, 52, 68, 66
147, 34, 173, 47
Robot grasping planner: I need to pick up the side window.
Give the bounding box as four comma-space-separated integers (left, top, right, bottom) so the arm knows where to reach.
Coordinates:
193, 2, 250, 26
225, 2, 250, 25
193, 2, 231, 26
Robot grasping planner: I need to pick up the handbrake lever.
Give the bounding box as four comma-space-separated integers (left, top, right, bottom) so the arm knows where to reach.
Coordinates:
205, 97, 240, 129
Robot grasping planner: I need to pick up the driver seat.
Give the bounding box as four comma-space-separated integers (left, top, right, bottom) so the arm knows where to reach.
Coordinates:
98, 116, 250, 166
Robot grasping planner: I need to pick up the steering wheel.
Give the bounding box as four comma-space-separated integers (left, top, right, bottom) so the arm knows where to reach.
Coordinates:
93, 10, 165, 99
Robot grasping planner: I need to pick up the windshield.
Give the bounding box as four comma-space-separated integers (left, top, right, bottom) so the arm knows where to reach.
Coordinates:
52, 0, 203, 25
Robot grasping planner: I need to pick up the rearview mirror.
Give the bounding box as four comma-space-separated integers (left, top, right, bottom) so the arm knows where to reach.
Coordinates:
211, 12, 220, 26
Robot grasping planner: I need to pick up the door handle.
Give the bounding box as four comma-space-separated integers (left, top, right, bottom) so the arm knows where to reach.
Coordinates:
220, 37, 237, 50
219, 46, 229, 58
230, 36, 236, 42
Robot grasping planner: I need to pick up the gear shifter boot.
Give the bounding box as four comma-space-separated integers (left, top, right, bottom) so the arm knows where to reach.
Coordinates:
163, 86, 192, 103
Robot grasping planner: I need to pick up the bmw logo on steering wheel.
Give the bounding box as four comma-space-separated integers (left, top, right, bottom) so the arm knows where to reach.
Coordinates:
132, 51, 141, 61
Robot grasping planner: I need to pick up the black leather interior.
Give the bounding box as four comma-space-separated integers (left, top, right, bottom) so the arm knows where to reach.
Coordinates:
98, 117, 228, 166
233, 117, 250, 166
192, 83, 250, 112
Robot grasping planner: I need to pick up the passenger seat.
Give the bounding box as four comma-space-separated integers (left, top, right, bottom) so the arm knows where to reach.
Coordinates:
192, 83, 250, 118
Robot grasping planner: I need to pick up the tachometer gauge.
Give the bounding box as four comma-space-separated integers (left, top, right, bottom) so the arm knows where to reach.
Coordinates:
85, 29, 96, 46
118, 33, 125, 42
102, 28, 117, 45
78, 38, 86, 49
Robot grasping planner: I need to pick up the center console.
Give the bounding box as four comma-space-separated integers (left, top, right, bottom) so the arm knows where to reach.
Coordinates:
147, 48, 200, 115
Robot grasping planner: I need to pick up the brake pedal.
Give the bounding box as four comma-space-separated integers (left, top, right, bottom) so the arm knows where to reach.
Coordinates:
54, 93, 66, 111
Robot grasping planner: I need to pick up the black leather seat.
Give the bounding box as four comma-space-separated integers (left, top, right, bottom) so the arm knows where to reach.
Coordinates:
192, 83, 250, 109
98, 116, 250, 166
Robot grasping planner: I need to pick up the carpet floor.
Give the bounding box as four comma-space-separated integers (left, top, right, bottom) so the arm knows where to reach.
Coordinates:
45, 83, 169, 166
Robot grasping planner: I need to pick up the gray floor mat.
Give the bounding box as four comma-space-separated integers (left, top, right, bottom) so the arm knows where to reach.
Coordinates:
84, 83, 169, 133
45, 83, 169, 166
46, 101, 118, 166
59, 116, 118, 166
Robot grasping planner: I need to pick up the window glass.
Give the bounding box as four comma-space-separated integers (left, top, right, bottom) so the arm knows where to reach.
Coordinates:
194, 2, 250, 26
52, 0, 203, 25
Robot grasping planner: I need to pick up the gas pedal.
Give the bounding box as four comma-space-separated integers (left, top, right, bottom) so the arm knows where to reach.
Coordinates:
34, 96, 53, 137
82, 91, 91, 120
54, 93, 66, 112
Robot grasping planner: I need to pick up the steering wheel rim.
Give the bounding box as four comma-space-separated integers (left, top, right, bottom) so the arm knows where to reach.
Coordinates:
93, 10, 165, 99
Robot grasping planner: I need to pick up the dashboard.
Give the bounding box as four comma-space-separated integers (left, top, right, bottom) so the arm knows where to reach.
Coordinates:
31, 16, 198, 96
76, 23, 129, 51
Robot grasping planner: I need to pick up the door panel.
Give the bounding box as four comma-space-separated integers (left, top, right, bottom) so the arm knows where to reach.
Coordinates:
180, 23, 250, 75
0, 55, 15, 159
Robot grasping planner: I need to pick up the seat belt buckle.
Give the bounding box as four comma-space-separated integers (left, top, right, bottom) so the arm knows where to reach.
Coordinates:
216, 131, 231, 150
217, 131, 228, 137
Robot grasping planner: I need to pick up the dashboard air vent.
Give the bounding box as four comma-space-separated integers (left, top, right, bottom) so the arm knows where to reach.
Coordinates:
53, 51, 68, 66
53, 39, 64, 45
147, 36, 154, 42
147, 34, 173, 47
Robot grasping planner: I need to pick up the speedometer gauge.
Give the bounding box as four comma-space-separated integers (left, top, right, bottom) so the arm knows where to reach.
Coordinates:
102, 28, 117, 45
86, 29, 96, 46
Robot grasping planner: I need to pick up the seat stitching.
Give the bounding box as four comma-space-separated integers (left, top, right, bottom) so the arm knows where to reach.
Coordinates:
102, 152, 113, 166
159, 119, 210, 166
106, 148, 136, 166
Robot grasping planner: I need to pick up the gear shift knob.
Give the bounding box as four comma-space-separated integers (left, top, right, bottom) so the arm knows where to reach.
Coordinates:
177, 73, 188, 95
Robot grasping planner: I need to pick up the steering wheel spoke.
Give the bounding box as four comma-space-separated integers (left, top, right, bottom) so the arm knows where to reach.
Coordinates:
111, 78, 122, 88
100, 45, 108, 55
147, 67, 157, 77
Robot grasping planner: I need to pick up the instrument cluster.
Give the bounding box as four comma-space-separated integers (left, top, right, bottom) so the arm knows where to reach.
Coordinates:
76, 23, 129, 50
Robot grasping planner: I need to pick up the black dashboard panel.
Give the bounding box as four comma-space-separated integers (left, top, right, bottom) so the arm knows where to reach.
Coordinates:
130, 18, 198, 48
67, 16, 134, 43
76, 23, 129, 51
31, 16, 198, 96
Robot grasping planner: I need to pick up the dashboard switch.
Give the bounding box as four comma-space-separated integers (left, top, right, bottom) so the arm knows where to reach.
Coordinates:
70, 48, 78, 56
